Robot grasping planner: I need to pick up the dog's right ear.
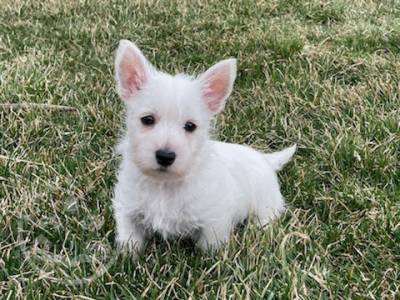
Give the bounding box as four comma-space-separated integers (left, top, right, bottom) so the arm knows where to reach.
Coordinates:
115, 40, 149, 101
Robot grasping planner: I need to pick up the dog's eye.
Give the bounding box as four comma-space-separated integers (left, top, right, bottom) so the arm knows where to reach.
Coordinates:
141, 115, 155, 126
184, 121, 197, 133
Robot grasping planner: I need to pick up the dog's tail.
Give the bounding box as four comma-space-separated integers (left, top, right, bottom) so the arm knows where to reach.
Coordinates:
264, 144, 296, 172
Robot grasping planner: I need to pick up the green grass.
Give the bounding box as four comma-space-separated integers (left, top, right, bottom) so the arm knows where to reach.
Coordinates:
1, 0, 399, 298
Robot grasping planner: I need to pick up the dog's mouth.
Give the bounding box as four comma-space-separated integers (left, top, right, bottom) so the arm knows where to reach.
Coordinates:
140, 165, 187, 181
158, 166, 168, 172
134, 158, 188, 180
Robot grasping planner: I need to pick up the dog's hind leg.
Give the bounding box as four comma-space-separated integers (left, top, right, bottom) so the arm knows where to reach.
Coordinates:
254, 193, 286, 227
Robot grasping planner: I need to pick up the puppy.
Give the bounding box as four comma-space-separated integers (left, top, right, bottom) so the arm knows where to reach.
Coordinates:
112, 40, 296, 253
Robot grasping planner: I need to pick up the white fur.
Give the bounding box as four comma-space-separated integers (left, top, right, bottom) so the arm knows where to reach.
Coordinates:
112, 40, 296, 252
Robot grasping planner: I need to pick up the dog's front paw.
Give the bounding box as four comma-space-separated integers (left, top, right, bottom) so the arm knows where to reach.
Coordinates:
116, 235, 144, 258
196, 236, 222, 252
196, 226, 231, 252
114, 211, 145, 257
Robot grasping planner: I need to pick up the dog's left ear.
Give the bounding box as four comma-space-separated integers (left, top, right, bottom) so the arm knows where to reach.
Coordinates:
198, 59, 237, 114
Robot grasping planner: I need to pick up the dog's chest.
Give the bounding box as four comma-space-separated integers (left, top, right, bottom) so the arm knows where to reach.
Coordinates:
132, 191, 202, 239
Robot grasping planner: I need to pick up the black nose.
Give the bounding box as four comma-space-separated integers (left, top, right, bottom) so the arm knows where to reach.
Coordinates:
155, 149, 176, 167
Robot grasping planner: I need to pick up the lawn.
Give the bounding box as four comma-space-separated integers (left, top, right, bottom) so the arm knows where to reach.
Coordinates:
1, 0, 399, 298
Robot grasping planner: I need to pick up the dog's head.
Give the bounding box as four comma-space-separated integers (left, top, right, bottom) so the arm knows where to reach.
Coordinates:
115, 40, 236, 180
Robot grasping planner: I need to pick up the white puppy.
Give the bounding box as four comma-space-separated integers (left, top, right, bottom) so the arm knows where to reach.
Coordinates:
113, 40, 296, 253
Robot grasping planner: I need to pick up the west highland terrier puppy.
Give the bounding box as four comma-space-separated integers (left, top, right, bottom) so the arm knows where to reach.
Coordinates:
113, 40, 296, 253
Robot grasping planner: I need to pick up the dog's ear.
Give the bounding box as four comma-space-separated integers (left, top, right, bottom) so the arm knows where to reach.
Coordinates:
198, 58, 237, 114
115, 40, 150, 101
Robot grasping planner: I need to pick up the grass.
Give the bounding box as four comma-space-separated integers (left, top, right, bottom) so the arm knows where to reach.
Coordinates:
1, 0, 399, 298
